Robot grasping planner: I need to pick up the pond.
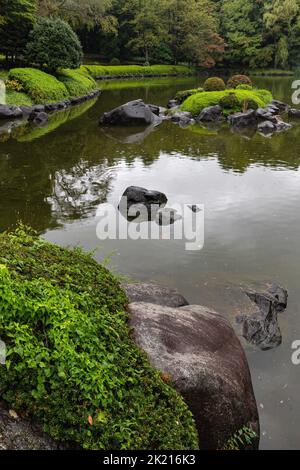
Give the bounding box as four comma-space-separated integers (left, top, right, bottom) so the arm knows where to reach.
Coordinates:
1, 75, 300, 450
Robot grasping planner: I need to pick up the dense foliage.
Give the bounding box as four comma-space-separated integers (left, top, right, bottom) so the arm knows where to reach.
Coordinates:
0, 0, 36, 60
25, 17, 83, 72
203, 77, 226, 91
0, 227, 199, 450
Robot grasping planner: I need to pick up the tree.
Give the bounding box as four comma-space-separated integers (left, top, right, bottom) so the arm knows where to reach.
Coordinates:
0, 0, 36, 61
25, 17, 83, 72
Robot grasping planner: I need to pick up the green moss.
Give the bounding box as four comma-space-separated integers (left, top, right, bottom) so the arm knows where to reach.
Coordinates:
236, 84, 253, 91
227, 74, 252, 89
5, 90, 33, 106
175, 88, 203, 104
0, 227, 199, 450
82, 64, 195, 78
181, 89, 272, 116
58, 68, 98, 97
8, 68, 69, 104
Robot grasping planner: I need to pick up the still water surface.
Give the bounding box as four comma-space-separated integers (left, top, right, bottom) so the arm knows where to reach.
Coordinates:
1, 75, 300, 449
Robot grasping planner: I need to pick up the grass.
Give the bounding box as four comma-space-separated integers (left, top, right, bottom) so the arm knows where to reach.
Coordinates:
0, 227, 199, 450
181, 88, 273, 116
82, 64, 195, 78
250, 69, 294, 76
6, 90, 33, 106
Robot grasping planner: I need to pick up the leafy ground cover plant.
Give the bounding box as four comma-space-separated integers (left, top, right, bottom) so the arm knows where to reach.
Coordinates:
0, 227, 199, 450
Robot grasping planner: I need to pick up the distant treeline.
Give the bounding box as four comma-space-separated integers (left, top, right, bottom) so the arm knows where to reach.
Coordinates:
2, 1, 300, 69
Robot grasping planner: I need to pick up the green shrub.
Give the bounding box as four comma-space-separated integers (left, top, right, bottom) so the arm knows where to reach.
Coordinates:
58, 69, 97, 97
236, 84, 253, 91
110, 58, 120, 66
25, 17, 83, 73
175, 88, 203, 104
242, 99, 258, 111
0, 227, 199, 450
6, 90, 33, 106
203, 77, 226, 92
181, 88, 272, 116
254, 88, 273, 104
8, 68, 68, 103
219, 93, 240, 109
227, 74, 252, 89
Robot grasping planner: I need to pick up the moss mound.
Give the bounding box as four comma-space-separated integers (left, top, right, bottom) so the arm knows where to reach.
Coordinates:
227, 74, 252, 89
82, 64, 194, 78
219, 93, 240, 110
175, 88, 203, 104
181, 88, 272, 117
9, 68, 69, 104
0, 227, 198, 450
203, 77, 226, 91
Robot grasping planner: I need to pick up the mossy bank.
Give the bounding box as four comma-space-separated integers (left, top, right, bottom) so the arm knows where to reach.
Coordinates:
0, 227, 199, 450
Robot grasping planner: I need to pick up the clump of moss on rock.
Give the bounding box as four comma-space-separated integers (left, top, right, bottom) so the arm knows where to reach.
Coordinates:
175, 88, 203, 104
0, 227, 199, 450
203, 77, 226, 92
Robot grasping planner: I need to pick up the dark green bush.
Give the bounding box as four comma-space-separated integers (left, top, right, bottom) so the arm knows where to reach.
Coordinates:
203, 77, 226, 92
243, 99, 259, 111
219, 93, 240, 109
227, 74, 252, 89
0, 227, 199, 450
110, 58, 120, 66
25, 17, 83, 73
9, 68, 68, 103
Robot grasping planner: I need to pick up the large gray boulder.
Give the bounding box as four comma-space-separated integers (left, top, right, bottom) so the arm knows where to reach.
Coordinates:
99, 99, 158, 126
228, 110, 258, 128
197, 105, 224, 123
128, 302, 260, 450
123, 282, 189, 307
119, 186, 167, 221
0, 105, 23, 120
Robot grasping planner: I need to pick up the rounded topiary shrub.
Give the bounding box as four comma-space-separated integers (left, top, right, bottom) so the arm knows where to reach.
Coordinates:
203, 77, 226, 92
219, 92, 240, 109
25, 17, 83, 73
227, 74, 252, 89
110, 57, 120, 66
243, 99, 258, 111
236, 84, 253, 91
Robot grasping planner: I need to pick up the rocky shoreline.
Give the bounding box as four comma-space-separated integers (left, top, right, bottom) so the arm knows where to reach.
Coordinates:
0, 89, 101, 127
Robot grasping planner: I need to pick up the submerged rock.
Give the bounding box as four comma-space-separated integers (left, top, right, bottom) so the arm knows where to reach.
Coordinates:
258, 120, 276, 134
29, 111, 49, 127
128, 302, 259, 450
288, 108, 300, 118
99, 99, 159, 126
123, 282, 189, 308
197, 105, 224, 123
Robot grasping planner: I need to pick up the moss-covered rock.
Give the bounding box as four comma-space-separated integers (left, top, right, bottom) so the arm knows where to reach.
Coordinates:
0, 227, 199, 450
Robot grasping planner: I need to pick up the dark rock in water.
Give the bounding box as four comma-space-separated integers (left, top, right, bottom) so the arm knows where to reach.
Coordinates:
171, 111, 193, 126
239, 282, 288, 351
120, 186, 167, 209
45, 103, 59, 112
228, 110, 258, 128
288, 108, 300, 118
188, 205, 202, 213
0, 105, 23, 119
147, 104, 160, 116
275, 121, 292, 132
156, 207, 182, 225
197, 105, 224, 123
29, 111, 49, 126
167, 99, 179, 109
99, 99, 158, 126
19, 105, 33, 116
256, 108, 277, 122
128, 302, 259, 450
265, 104, 280, 115
32, 104, 45, 113
271, 99, 289, 112
123, 283, 189, 307
258, 120, 276, 134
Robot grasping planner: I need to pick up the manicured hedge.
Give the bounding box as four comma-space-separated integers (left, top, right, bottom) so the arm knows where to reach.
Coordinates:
0, 227, 199, 450
82, 64, 195, 78
9, 68, 68, 103
58, 68, 97, 97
